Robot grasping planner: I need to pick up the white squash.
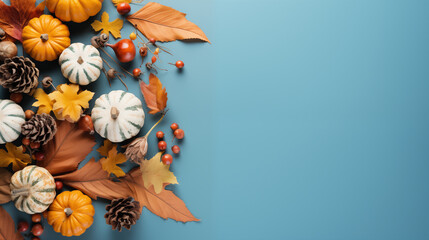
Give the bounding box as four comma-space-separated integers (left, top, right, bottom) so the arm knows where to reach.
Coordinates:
0, 99, 25, 144
10, 165, 56, 214
59, 43, 102, 85
91, 90, 145, 143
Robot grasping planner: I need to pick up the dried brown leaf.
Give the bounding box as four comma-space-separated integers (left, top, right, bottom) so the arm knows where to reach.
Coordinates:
0, 206, 24, 240
0, 169, 12, 205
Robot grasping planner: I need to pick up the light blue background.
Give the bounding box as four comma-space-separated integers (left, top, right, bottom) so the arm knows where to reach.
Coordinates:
2, 0, 429, 239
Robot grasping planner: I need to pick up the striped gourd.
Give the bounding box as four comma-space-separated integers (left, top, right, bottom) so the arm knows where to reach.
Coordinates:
91, 90, 145, 142
10, 166, 56, 214
59, 43, 102, 85
0, 99, 25, 144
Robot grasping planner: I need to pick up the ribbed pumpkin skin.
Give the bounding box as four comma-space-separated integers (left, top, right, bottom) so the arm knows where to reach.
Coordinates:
0, 99, 25, 144
47, 0, 103, 23
92, 90, 145, 142
59, 43, 103, 85
47, 190, 95, 237
10, 166, 56, 214
22, 15, 71, 62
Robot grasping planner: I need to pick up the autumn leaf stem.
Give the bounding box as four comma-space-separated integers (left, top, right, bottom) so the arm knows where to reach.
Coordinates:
144, 111, 167, 138
100, 47, 134, 77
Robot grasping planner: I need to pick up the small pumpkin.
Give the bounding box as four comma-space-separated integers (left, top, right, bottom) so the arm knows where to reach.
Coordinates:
92, 90, 145, 142
10, 166, 56, 214
0, 99, 25, 144
47, 190, 95, 237
46, 0, 103, 23
59, 43, 103, 85
22, 15, 71, 62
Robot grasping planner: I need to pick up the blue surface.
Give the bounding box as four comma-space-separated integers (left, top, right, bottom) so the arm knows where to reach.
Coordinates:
2, 0, 429, 239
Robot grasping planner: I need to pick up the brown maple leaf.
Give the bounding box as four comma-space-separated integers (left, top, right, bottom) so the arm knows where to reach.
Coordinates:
127, 2, 210, 43
0, 169, 12, 205
0, 206, 24, 240
140, 73, 168, 114
38, 120, 96, 176
55, 158, 199, 222
0, 0, 46, 42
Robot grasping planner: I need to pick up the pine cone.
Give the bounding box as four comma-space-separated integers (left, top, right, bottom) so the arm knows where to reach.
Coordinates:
21, 113, 57, 145
125, 137, 148, 164
105, 197, 141, 232
0, 56, 39, 94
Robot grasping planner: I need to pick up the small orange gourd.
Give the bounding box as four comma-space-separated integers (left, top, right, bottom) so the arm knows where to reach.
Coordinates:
46, 0, 104, 23
47, 190, 95, 237
22, 15, 71, 62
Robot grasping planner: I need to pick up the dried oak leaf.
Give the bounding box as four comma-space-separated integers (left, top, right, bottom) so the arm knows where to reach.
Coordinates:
140, 73, 168, 114
127, 2, 210, 43
0, 169, 12, 204
140, 152, 177, 194
0, 206, 24, 240
56, 158, 199, 222
0, 0, 45, 42
0, 143, 31, 172
100, 148, 127, 178
97, 139, 115, 157
91, 12, 123, 39
38, 120, 96, 176
32, 88, 53, 115
48, 84, 94, 123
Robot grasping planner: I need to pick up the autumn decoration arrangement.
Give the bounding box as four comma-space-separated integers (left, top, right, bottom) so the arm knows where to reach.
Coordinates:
0, 0, 209, 238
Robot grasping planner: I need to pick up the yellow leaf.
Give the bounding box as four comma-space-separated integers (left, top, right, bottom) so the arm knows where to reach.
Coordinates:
91, 12, 123, 39
97, 140, 115, 157
32, 88, 53, 114
48, 84, 94, 123
0, 143, 31, 172
100, 148, 127, 177
112, 0, 132, 6
140, 152, 178, 194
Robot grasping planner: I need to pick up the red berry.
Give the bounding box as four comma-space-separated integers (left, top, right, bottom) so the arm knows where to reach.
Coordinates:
117, 2, 131, 15
170, 123, 179, 131
151, 56, 157, 63
175, 60, 184, 69
158, 141, 167, 151
149, 38, 156, 44
25, 110, 35, 119
10, 93, 23, 103
22, 138, 30, 146
156, 131, 164, 139
31, 223, 43, 236
31, 214, 42, 223
32, 237, 40, 240
174, 129, 185, 139
30, 142, 40, 149
34, 152, 45, 161
133, 68, 142, 78
17, 221, 29, 232
55, 181, 63, 191
162, 154, 173, 165
172, 145, 180, 154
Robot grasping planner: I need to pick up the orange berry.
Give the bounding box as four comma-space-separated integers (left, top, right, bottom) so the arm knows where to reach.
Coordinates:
174, 129, 185, 139
172, 145, 180, 154
162, 154, 173, 165
25, 110, 35, 119
158, 141, 167, 151
170, 123, 179, 131
10, 93, 23, 103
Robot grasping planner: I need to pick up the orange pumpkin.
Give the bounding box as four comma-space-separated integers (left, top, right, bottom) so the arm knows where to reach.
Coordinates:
46, 0, 104, 23
47, 190, 95, 237
22, 15, 71, 62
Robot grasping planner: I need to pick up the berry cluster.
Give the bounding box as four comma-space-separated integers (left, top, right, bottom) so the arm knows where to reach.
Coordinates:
156, 123, 185, 165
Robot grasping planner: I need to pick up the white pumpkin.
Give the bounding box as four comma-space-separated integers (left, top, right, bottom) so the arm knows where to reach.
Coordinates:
59, 43, 102, 85
91, 90, 145, 142
0, 99, 25, 144
10, 166, 56, 214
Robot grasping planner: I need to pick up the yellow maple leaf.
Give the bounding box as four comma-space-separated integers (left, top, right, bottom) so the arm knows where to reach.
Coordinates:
91, 12, 123, 39
112, 0, 132, 6
140, 152, 178, 194
48, 84, 94, 123
97, 140, 116, 157
32, 88, 53, 114
0, 143, 31, 172
100, 148, 127, 177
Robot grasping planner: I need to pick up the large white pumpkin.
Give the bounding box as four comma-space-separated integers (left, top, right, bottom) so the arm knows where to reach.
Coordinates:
91, 90, 145, 142
59, 43, 102, 85
0, 99, 25, 144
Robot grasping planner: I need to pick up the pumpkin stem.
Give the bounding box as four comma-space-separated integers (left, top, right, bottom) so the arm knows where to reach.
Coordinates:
64, 207, 73, 217
111, 107, 120, 119
11, 188, 30, 197
40, 34, 49, 42
77, 56, 84, 65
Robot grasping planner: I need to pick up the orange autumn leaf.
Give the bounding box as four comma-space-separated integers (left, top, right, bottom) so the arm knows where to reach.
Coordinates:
127, 2, 210, 43
96, 140, 115, 157
0, 169, 12, 205
0, 0, 46, 42
100, 148, 127, 178
0, 206, 24, 240
140, 73, 168, 114
55, 159, 199, 222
